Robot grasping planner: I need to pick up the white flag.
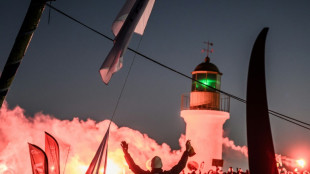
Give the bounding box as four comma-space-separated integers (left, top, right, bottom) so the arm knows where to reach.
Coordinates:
112, 0, 155, 36
99, 0, 155, 84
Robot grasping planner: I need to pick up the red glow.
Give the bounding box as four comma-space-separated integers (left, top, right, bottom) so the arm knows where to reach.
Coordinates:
0, 102, 262, 173
0, 103, 186, 174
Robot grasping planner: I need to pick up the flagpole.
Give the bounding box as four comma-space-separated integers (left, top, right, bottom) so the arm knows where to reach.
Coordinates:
0, 0, 53, 107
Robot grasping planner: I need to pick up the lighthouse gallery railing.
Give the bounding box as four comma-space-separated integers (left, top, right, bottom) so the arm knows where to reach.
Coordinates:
181, 93, 230, 112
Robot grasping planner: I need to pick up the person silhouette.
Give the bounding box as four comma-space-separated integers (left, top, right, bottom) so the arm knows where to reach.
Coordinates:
121, 140, 195, 174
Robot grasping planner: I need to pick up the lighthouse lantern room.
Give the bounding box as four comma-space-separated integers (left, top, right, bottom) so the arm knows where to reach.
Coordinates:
190, 56, 222, 110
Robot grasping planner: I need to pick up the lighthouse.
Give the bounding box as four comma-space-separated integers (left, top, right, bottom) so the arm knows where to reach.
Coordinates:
180, 46, 230, 172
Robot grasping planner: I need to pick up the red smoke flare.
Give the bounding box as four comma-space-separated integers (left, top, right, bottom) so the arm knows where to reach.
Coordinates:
2, 102, 294, 173
0, 102, 186, 174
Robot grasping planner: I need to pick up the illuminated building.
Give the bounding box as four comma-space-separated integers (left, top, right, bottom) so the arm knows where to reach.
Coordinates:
181, 56, 230, 173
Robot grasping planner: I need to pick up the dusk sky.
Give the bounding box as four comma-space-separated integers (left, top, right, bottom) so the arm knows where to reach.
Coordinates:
1, 0, 310, 170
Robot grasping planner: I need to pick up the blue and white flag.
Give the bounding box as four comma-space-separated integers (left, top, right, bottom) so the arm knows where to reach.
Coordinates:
99, 0, 155, 84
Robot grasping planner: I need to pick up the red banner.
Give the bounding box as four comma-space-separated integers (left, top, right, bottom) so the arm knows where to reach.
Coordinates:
45, 132, 60, 174
29, 143, 48, 174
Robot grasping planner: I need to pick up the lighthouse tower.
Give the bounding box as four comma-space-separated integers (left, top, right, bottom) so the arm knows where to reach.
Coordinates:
181, 52, 230, 172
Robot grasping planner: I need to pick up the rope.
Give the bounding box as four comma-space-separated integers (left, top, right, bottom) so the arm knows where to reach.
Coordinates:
46, 3, 113, 42
109, 36, 144, 126
48, 2, 52, 24
63, 145, 70, 174
46, 3, 310, 131
104, 32, 143, 174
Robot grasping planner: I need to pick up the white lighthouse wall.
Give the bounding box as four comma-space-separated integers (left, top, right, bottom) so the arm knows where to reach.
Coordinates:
181, 110, 229, 172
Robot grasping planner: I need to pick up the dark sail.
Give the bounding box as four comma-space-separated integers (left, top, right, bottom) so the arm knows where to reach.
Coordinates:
246, 28, 278, 174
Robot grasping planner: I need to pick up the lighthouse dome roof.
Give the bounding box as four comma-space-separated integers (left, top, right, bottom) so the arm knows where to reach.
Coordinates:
194, 57, 222, 75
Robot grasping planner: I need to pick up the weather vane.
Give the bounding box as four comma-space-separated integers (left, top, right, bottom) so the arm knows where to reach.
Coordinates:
201, 41, 214, 58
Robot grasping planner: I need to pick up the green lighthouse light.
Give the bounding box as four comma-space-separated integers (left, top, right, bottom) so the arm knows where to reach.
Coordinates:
193, 73, 220, 92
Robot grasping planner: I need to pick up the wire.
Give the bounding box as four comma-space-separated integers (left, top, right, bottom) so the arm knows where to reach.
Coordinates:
46, 3, 113, 42
109, 36, 143, 124
270, 112, 310, 130
46, 4, 247, 104
63, 145, 70, 174
46, 4, 310, 131
269, 110, 310, 127
48, 2, 52, 24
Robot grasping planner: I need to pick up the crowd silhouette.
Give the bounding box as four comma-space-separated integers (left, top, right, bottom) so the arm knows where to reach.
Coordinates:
184, 166, 310, 174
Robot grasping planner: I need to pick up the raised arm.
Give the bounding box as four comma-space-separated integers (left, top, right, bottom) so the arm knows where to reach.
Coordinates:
121, 141, 147, 174
169, 140, 194, 173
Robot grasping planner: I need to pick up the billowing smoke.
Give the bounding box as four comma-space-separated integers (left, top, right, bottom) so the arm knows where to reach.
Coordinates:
0, 102, 187, 174
222, 137, 305, 171
222, 137, 248, 157
222, 137, 249, 170
0, 102, 258, 173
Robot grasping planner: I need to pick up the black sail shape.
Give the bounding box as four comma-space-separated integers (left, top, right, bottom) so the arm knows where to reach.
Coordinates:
246, 28, 278, 174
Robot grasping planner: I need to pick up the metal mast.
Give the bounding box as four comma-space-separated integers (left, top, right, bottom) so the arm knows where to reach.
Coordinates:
0, 0, 53, 107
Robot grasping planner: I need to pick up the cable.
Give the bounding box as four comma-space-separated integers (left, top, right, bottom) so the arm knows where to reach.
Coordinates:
95, 29, 143, 174
46, 3, 246, 104
46, 4, 310, 131
109, 36, 143, 124
63, 145, 70, 174
269, 110, 310, 127
48, 2, 51, 24
46, 3, 113, 42
270, 112, 310, 130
